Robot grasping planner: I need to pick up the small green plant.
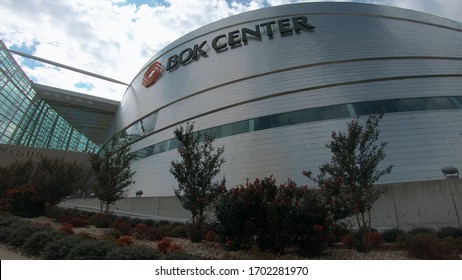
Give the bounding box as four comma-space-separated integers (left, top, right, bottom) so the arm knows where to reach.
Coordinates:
188, 227, 203, 243
112, 219, 132, 235
134, 223, 149, 239
69, 215, 89, 227
106, 246, 160, 260
205, 229, 217, 242
22, 229, 64, 257
369, 232, 383, 248
382, 228, 405, 243
5, 221, 36, 247
407, 233, 460, 259
408, 227, 434, 235
41, 235, 81, 260
437, 226, 462, 239
66, 239, 112, 260
170, 225, 188, 238
341, 233, 355, 249
88, 213, 114, 228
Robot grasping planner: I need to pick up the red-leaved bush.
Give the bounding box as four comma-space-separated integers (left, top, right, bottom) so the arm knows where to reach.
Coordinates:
116, 235, 134, 247
156, 237, 183, 254
59, 223, 74, 235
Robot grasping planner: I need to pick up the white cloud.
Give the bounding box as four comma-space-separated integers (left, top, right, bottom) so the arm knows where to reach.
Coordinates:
0, 0, 460, 100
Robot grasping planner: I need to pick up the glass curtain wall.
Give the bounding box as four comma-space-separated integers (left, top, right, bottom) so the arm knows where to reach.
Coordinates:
0, 41, 98, 152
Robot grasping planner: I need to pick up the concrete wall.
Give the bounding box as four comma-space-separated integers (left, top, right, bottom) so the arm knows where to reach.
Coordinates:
61, 179, 462, 230
61, 196, 191, 223
371, 179, 462, 230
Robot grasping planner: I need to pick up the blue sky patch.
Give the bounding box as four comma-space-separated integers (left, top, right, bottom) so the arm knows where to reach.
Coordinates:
75, 81, 95, 90
115, 0, 171, 8
9, 42, 43, 69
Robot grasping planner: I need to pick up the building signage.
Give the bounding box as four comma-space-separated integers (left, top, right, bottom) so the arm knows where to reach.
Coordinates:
142, 16, 314, 87
0, 147, 46, 159
142, 61, 163, 87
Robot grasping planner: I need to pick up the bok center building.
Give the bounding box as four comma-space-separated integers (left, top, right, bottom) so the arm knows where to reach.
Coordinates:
108, 1, 462, 202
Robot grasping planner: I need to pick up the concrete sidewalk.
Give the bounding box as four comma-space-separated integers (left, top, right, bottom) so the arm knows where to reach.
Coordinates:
0, 244, 30, 260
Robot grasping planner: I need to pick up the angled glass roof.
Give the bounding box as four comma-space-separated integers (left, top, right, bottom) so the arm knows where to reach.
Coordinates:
1, 40, 121, 152
32, 83, 119, 145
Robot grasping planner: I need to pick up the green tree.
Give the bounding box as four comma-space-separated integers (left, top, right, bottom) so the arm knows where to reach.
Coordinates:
1, 157, 82, 216
311, 113, 392, 251
170, 122, 226, 241
0, 160, 34, 197
32, 156, 83, 209
89, 136, 136, 215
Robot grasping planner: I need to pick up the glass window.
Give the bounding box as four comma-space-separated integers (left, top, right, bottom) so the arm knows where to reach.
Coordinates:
232, 121, 249, 135
425, 97, 457, 110
381, 99, 399, 113
205, 126, 222, 139
220, 123, 233, 137
143, 112, 158, 134
395, 98, 426, 111
368, 101, 384, 114
255, 116, 272, 130
353, 102, 371, 116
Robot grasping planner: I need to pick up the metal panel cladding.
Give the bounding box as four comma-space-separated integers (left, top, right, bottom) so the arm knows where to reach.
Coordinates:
109, 2, 462, 197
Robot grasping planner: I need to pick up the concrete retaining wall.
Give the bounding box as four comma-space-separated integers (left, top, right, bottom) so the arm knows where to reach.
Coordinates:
371, 179, 461, 230
62, 179, 462, 229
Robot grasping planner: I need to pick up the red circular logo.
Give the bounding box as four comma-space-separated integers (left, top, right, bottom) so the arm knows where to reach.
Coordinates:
142, 61, 163, 87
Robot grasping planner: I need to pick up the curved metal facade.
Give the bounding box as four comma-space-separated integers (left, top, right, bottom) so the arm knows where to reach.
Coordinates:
110, 2, 462, 197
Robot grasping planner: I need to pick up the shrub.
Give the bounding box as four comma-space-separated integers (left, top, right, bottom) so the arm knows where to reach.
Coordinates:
214, 176, 329, 255
69, 215, 89, 227
327, 222, 352, 244
116, 235, 134, 247
0, 218, 17, 241
112, 219, 132, 235
88, 213, 113, 228
157, 237, 174, 254
437, 226, 462, 239
101, 232, 118, 242
59, 223, 74, 235
369, 232, 383, 248
66, 239, 112, 260
341, 233, 355, 249
158, 224, 174, 238
130, 218, 143, 227
205, 229, 217, 242
76, 231, 95, 240
0, 215, 15, 227
408, 227, 434, 235
147, 227, 167, 241
407, 233, 460, 260
382, 228, 405, 243
41, 235, 81, 259
144, 219, 156, 228
5, 221, 36, 247
4, 184, 45, 217
167, 243, 183, 254
134, 223, 149, 239
171, 225, 188, 238
161, 252, 200, 260
22, 229, 64, 257
106, 246, 161, 260
188, 227, 203, 243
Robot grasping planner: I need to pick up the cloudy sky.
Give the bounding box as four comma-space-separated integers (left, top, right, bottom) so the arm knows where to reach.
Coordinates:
1, 0, 461, 100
